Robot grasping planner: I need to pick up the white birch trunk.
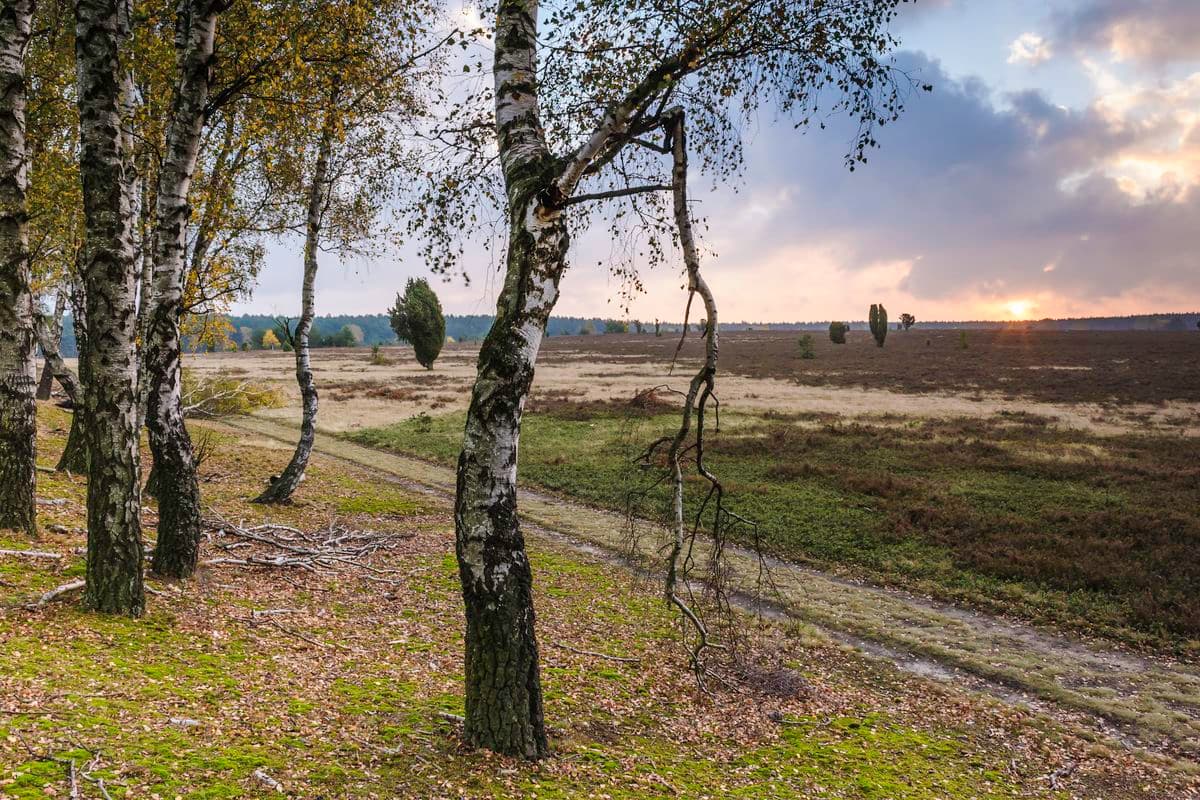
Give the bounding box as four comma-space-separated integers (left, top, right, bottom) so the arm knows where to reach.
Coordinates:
454, 0, 569, 758
75, 0, 144, 615
253, 87, 338, 504
144, 0, 219, 579
0, 0, 35, 535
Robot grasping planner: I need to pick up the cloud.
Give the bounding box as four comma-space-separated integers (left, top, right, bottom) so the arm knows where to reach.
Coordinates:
1008, 32, 1053, 66
1056, 0, 1200, 66
649, 51, 1200, 321
235, 48, 1200, 323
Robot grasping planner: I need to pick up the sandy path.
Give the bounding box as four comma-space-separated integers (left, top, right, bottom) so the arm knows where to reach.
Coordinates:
217, 414, 1200, 764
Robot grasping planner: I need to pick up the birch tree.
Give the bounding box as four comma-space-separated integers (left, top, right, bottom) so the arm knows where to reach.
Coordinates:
0, 0, 35, 535
75, 0, 144, 615
142, 0, 223, 579
251, 81, 338, 504
405, 0, 920, 757
254, 0, 445, 504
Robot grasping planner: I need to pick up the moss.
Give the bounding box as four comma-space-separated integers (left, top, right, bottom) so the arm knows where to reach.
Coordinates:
332, 676, 419, 715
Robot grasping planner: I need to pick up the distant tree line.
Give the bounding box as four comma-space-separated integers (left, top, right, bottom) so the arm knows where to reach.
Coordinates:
43, 310, 1200, 358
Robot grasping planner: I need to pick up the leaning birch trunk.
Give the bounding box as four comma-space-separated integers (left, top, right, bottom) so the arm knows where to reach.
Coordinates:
35, 313, 82, 406
253, 88, 337, 505
454, 0, 565, 758
143, 0, 219, 579
0, 0, 35, 535
75, 0, 145, 615
56, 275, 90, 473
35, 292, 67, 400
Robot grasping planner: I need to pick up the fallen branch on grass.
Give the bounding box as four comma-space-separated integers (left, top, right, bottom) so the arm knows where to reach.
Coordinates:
203, 513, 411, 583
12, 730, 115, 800
26, 580, 85, 608
0, 548, 64, 560
547, 640, 641, 664
252, 616, 348, 651
253, 768, 284, 792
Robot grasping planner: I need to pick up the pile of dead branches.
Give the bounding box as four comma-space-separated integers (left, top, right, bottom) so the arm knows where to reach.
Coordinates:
202, 513, 412, 584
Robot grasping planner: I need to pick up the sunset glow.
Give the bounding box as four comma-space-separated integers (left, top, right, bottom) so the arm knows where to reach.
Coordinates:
1007, 300, 1034, 318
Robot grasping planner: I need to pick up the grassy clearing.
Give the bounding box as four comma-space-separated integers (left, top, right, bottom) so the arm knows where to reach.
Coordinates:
1, 405, 1188, 797
347, 402, 1200, 654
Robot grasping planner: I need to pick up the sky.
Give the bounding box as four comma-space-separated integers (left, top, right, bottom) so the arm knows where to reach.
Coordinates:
233, 0, 1200, 323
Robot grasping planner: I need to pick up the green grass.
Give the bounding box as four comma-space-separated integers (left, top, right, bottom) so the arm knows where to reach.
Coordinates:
347, 408, 1200, 652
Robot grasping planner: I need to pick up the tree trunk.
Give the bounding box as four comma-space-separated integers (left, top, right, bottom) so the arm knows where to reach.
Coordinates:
34, 292, 66, 400
253, 89, 337, 505
56, 277, 89, 473
0, 0, 35, 536
453, 0, 565, 757
75, 0, 144, 616
144, 0, 219, 579
35, 312, 82, 405
456, 207, 564, 758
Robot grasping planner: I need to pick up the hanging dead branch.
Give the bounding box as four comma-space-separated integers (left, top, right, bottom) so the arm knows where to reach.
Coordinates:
623, 110, 765, 689
201, 513, 413, 583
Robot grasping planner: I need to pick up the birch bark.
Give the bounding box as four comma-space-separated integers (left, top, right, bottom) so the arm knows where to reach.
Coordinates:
144, 0, 219, 578
75, 0, 144, 615
35, 292, 66, 400
0, 0, 35, 535
454, 0, 570, 757
253, 87, 338, 504
56, 275, 90, 473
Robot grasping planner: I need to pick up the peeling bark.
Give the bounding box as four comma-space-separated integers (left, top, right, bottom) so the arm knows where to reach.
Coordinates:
75, 0, 144, 615
144, 0, 220, 579
253, 87, 338, 505
0, 0, 35, 535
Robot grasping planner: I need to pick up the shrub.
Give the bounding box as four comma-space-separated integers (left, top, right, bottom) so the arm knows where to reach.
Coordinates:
900, 312, 915, 330
797, 334, 815, 359
958, 330, 969, 349
869, 303, 888, 347
367, 343, 390, 365
604, 319, 629, 334
828, 321, 848, 344
181, 371, 285, 418
389, 278, 446, 369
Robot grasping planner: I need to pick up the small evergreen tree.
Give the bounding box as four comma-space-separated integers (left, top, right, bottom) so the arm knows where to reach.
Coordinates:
389, 278, 446, 369
900, 313, 915, 330
828, 321, 848, 344
869, 304, 888, 347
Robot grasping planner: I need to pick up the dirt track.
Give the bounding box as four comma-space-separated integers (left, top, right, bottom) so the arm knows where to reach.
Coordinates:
218, 414, 1200, 765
